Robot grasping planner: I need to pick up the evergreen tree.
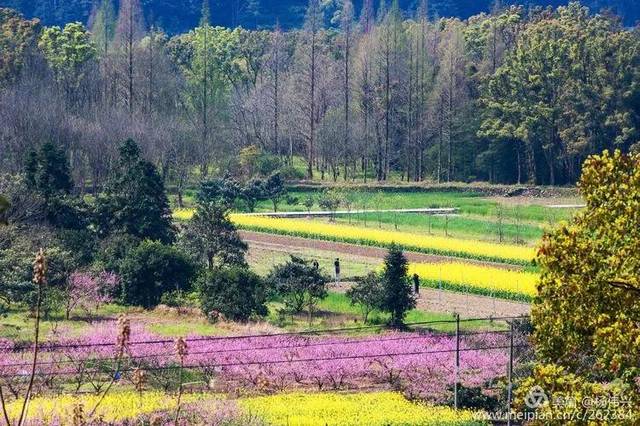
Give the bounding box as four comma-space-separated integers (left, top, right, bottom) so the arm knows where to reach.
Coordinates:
267, 255, 328, 317
25, 142, 73, 200
23, 143, 91, 229
96, 139, 175, 243
263, 172, 286, 212
196, 177, 240, 209
380, 244, 416, 326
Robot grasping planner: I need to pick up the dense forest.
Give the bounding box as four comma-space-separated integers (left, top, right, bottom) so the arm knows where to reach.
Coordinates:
1, 0, 640, 189
2, 0, 640, 32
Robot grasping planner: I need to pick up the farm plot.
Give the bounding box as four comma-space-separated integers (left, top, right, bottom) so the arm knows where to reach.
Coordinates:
240, 392, 486, 426
0, 317, 523, 408
3, 391, 486, 425
231, 216, 536, 265
244, 232, 532, 316
409, 262, 538, 302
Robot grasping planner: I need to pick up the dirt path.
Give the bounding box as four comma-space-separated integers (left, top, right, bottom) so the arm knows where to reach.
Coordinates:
240, 231, 519, 270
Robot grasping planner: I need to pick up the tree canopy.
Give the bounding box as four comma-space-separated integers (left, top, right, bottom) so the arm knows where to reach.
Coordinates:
520, 149, 640, 421
380, 244, 416, 326
96, 139, 175, 243
120, 240, 195, 308
3, 3, 640, 187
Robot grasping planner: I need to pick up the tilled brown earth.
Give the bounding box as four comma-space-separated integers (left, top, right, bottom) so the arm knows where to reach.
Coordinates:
240, 230, 518, 270
241, 230, 530, 318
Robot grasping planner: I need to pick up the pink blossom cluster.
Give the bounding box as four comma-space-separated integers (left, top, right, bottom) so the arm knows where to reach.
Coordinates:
0, 322, 515, 403
66, 271, 119, 317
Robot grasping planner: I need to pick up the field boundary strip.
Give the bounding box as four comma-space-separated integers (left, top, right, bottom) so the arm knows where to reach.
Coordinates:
419, 280, 532, 303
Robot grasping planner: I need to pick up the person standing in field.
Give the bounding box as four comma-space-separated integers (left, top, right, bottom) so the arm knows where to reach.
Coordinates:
413, 273, 420, 295
334, 258, 340, 284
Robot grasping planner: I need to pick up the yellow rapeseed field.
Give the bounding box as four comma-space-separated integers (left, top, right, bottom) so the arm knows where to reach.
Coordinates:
231, 215, 535, 264
409, 262, 538, 300
240, 391, 486, 426
6, 391, 211, 423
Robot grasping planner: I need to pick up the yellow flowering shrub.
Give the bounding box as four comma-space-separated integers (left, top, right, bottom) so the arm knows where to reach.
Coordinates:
173, 208, 195, 221
229, 215, 535, 265
6, 391, 211, 423
239, 391, 486, 426
409, 262, 538, 301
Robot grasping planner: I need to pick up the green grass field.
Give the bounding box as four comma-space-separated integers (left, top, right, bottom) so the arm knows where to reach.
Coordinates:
173, 187, 580, 244
0, 304, 128, 342
256, 188, 579, 222
248, 244, 378, 277
267, 292, 505, 333
327, 212, 544, 244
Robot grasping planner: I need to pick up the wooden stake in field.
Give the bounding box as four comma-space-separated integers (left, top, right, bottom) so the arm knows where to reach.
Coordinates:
454, 313, 460, 410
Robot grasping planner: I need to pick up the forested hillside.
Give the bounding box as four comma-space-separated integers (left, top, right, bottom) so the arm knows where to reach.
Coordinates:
1, 1, 640, 189
1, 0, 639, 33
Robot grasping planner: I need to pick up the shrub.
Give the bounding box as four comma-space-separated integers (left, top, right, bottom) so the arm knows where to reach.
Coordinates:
279, 164, 305, 180
45, 195, 92, 230
266, 256, 328, 318
0, 229, 77, 317
447, 385, 500, 412
346, 272, 384, 323
0, 194, 9, 224
318, 189, 341, 219
198, 267, 268, 322
160, 290, 199, 309
120, 240, 196, 309
285, 194, 299, 206
303, 194, 315, 213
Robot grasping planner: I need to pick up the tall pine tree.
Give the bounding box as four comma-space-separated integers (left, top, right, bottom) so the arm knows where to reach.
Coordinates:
380, 244, 416, 326
96, 139, 175, 243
